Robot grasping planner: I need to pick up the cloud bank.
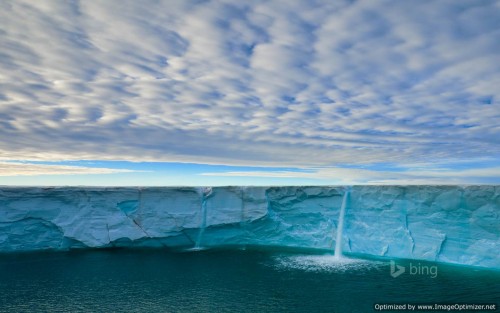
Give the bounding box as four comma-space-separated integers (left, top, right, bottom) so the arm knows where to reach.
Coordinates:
0, 162, 137, 176
201, 165, 500, 185
0, 0, 499, 173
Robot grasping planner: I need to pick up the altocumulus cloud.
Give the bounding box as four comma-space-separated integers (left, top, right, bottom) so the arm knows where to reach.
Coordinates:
0, 0, 499, 178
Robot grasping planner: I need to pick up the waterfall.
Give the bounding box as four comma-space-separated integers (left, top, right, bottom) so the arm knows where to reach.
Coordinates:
194, 187, 212, 249
334, 187, 350, 259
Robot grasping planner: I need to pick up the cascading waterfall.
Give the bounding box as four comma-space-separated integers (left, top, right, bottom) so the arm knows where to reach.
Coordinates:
334, 187, 350, 259
194, 187, 212, 249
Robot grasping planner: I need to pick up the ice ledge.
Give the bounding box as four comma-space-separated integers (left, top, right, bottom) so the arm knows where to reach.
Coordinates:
0, 186, 499, 269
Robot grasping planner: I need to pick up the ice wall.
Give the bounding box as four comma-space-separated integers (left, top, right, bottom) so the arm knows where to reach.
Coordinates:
0, 186, 498, 269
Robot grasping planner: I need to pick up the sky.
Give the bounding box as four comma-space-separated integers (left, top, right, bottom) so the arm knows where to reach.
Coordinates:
0, 0, 499, 186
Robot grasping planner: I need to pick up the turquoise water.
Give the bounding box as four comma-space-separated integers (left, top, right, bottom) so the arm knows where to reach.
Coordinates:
0, 249, 498, 312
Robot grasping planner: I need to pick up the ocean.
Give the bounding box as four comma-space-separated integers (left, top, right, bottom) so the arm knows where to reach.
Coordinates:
0, 248, 498, 312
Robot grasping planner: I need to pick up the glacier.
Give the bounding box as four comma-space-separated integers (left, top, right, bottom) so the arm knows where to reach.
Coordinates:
0, 186, 499, 269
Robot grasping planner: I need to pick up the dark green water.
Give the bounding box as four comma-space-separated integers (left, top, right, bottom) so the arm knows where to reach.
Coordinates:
0, 249, 498, 312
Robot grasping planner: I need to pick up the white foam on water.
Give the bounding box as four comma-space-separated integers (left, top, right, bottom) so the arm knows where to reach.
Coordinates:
271, 254, 383, 272
184, 247, 208, 252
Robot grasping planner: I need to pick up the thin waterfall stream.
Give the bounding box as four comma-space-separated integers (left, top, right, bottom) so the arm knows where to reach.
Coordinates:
194, 187, 212, 249
334, 187, 350, 259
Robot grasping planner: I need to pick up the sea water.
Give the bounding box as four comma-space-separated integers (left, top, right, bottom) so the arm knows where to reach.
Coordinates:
0, 249, 498, 312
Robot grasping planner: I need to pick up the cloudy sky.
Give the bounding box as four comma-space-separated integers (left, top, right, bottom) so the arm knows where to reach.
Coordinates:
1, 0, 499, 185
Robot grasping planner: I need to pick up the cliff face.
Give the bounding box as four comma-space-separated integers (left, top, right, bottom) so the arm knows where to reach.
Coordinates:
1, 186, 499, 269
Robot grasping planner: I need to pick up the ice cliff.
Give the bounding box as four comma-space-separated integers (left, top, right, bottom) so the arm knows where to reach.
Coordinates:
0, 186, 499, 269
